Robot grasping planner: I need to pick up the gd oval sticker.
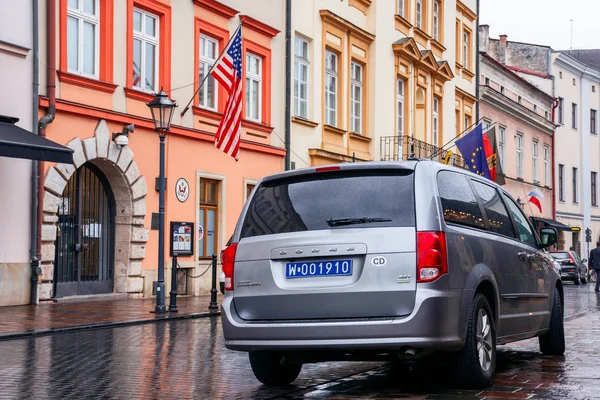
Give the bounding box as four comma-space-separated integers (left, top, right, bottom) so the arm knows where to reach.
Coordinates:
370, 256, 388, 267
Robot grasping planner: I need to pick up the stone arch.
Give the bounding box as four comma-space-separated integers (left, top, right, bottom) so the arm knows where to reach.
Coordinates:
39, 119, 148, 300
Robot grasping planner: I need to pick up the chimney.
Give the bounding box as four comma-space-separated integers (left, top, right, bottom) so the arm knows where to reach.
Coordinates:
498, 34, 508, 64
479, 24, 490, 53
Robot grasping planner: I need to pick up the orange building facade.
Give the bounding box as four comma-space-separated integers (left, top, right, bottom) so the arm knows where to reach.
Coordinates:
36, 0, 285, 301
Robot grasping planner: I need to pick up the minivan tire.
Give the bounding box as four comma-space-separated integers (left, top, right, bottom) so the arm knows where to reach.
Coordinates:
249, 351, 302, 386
452, 293, 496, 389
574, 271, 581, 285
538, 289, 565, 356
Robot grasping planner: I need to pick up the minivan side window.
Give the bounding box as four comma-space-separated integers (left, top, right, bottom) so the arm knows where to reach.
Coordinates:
501, 193, 537, 248
437, 171, 485, 229
471, 181, 515, 238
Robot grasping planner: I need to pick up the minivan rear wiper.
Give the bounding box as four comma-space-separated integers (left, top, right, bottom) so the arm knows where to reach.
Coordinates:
326, 217, 392, 227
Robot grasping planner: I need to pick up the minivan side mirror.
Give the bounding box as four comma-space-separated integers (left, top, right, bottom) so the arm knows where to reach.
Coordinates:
539, 227, 558, 248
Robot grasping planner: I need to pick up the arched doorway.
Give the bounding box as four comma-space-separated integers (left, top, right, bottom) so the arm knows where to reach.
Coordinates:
53, 162, 116, 297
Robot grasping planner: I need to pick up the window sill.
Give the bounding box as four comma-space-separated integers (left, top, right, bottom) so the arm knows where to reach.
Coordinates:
431, 39, 446, 55
124, 87, 156, 103
242, 119, 274, 134
349, 132, 371, 142
413, 27, 431, 46
462, 68, 475, 81
292, 116, 319, 128
323, 124, 347, 136
193, 105, 222, 121
394, 15, 413, 33
57, 70, 118, 94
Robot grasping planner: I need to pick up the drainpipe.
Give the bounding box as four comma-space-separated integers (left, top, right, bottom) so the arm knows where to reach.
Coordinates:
475, 0, 480, 121
548, 50, 558, 221
30, 0, 41, 304
284, 0, 292, 170
37, 0, 58, 300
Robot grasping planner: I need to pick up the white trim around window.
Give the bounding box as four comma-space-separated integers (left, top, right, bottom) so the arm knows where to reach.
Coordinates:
516, 133, 523, 179
67, 0, 100, 77
432, 97, 439, 146
544, 145, 550, 187
433, 0, 440, 41
245, 52, 263, 122
498, 126, 506, 171
293, 36, 309, 119
133, 8, 159, 93
532, 140, 539, 184
416, 0, 423, 29
199, 34, 219, 110
350, 61, 363, 134
325, 49, 338, 127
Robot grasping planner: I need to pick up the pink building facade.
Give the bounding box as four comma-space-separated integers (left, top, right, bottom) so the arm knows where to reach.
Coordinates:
479, 54, 556, 223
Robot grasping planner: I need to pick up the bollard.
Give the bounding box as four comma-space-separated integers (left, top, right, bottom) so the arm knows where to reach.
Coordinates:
168, 253, 178, 313
208, 253, 219, 313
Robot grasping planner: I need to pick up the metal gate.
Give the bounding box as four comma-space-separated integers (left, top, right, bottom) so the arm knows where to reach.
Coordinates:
53, 162, 115, 297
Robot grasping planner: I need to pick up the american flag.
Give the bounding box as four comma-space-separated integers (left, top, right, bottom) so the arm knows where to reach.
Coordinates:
211, 27, 243, 161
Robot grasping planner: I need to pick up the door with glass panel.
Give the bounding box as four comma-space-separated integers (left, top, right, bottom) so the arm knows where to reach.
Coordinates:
198, 179, 219, 259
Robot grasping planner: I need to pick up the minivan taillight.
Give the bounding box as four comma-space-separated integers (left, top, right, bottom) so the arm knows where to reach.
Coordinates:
568, 252, 576, 264
417, 231, 448, 283
221, 243, 238, 291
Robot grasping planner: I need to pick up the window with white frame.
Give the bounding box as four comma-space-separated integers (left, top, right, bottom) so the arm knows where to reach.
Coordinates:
133, 8, 159, 92
572, 102, 578, 129
532, 141, 539, 183
463, 30, 470, 67
199, 35, 218, 110
433, 1, 440, 41
559, 164, 565, 202
293, 36, 309, 119
67, 0, 99, 76
398, 0, 405, 17
482, 119, 491, 131
573, 167, 578, 203
245, 52, 262, 121
433, 97, 439, 146
516, 133, 523, 179
498, 126, 506, 170
544, 145, 550, 187
325, 50, 338, 126
396, 79, 404, 137
416, 0, 423, 29
592, 171, 598, 207
558, 97, 564, 124
350, 61, 363, 134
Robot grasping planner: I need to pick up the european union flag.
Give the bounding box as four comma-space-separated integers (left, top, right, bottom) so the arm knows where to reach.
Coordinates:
455, 123, 492, 179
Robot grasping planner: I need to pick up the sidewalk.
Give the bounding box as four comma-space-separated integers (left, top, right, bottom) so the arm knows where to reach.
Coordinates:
0, 294, 222, 341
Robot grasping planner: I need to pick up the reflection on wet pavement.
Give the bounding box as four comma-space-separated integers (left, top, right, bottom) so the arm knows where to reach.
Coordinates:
0, 285, 598, 399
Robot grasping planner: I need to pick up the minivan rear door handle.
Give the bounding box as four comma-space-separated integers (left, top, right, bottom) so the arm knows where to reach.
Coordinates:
517, 251, 528, 261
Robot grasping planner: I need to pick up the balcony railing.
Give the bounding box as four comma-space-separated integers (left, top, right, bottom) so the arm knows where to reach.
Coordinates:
380, 135, 469, 170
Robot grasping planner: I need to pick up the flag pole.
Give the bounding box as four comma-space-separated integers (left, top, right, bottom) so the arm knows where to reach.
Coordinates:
180, 19, 245, 118
429, 118, 492, 160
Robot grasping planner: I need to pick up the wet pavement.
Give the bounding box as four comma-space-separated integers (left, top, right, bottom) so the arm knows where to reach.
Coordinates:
0, 284, 599, 400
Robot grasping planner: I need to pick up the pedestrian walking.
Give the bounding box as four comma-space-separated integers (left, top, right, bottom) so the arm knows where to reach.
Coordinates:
589, 241, 600, 291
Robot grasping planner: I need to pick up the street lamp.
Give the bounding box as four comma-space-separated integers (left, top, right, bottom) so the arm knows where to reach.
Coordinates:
147, 89, 177, 313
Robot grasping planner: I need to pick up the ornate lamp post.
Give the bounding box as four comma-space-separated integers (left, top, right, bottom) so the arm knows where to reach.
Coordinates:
147, 90, 176, 313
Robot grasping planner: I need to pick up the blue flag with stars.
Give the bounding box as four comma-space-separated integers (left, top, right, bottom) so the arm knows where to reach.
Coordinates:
455, 123, 492, 179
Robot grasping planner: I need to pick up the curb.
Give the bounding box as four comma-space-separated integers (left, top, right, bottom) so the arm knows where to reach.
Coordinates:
0, 310, 221, 342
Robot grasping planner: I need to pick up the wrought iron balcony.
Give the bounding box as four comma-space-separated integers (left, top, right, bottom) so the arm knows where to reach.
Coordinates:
380, 135, 468, 170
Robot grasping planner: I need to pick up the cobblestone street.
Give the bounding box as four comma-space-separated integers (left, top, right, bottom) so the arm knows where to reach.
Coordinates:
0, 284, 599, 400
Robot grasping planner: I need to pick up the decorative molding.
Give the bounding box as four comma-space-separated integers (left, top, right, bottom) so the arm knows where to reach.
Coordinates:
349, 132, 371, 142
456, 0, 477, 22
292, 116, 319, 128
349, 0, 372, 14
419, 50, 438, 72
192, 105, 222, 122
323, 124, 347, 136
123, 87, 155, 103
431, 39, 446, 56
0, 39, 30, 57
436, 61, 454, 82
392, 37, 421, 61
57, 71, 118, 94
462, 67, 475, 82
239, 14, 280, 38
319, 10, 375, 44
480, 86, 556, 135
242, 119, 274, 134
193, 0, 238, 19
413, 27, 432, 46
394, 15, 412, 35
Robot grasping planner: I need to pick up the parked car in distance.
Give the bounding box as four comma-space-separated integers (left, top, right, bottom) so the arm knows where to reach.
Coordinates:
220, 160, 565, 389
549, 250, 588, 285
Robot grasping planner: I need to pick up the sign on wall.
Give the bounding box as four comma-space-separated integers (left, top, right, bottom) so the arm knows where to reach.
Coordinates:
175, 178, 189, 202
170, 221, 194, 256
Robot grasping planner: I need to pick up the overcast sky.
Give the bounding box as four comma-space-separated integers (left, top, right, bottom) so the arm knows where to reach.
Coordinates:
480, 0, 600, 50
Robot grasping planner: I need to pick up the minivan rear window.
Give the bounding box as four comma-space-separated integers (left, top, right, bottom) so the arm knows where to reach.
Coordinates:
551, 252, 570, 259
239, 169, 415, 239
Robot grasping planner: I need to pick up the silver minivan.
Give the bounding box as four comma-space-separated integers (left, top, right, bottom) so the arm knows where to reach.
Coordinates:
220, 160, 564, 388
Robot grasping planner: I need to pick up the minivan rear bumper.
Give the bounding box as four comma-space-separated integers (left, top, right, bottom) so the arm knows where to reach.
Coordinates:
221, 287, 471, 352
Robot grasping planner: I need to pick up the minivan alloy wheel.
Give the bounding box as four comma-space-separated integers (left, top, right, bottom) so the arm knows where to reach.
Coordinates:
477, 309, 493, 372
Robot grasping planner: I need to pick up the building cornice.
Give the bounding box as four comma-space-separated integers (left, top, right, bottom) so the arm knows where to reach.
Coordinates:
480, 86, 556, 136
554, 52, 600, 81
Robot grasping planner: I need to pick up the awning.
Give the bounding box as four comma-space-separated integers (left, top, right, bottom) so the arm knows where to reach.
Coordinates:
531, 217, 574, 231
0, 118, 74, 164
